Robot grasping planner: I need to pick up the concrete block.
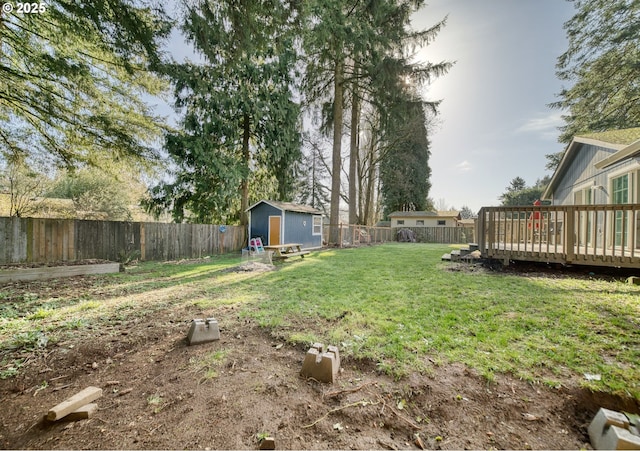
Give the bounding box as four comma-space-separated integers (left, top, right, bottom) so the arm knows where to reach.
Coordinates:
597, 425, 640, 450
187, 318, 220, 345
258, 437, 275, 450
589, 408, 640, 450
300, 343, 340, 383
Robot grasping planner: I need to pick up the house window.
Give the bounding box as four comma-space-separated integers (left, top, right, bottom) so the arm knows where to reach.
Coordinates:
607, 164, 638, 203
397, 220, 405, 225
585, 188, 592, 204
611, 174, 630, 246
416, 220, 424, 226
312, 216, 322, 235
437, 220, 446, 226
612, 174, 629, 204
573, 185, 595, 246
573, 187, 593, 205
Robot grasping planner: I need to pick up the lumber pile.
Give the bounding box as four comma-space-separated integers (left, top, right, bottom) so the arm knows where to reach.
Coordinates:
45, 386, 102, 422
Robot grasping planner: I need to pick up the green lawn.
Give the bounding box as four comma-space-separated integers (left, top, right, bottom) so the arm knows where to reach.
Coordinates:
1, 243, 639, 399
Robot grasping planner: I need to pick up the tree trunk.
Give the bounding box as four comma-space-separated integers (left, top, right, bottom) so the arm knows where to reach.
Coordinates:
329, 58, 344, 245
240, 113, 251, 226
311, 146, 317, 209
361, 129, 378, 226
348, 68, 360, 225
364, 153, 378, 225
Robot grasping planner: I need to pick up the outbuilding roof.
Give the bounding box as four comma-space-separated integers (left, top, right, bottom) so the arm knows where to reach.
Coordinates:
389, 210, 460, 218
389, 211, 437, 217
247, 200, 322, 215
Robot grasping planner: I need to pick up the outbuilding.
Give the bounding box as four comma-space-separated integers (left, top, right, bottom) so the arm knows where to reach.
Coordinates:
388, 210, 461, 227
246, 200, 323, 250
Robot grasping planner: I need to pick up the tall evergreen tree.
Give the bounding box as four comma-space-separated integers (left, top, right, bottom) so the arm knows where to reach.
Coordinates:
303, 0, 450, 236
346, 3, 448, 224
297, 133, 331, 215
551, 0, 640, 145
380, 98, 432, 216
303, 0, 349, 242
0, 0, 171, 169
146, 0, 302, 224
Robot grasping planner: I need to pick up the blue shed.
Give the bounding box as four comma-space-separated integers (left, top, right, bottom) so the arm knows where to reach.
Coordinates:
247, 200, 323, 250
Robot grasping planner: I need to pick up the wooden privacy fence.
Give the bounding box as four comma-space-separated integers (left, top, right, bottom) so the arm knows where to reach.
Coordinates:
0, 217, 247, 264
322, 224, 393, 247
321, 224, 475, 246
477, 204, 640, 268
394, 226, 475, 244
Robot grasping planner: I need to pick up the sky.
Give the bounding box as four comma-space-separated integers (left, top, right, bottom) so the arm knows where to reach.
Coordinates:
157, 1, 577, 214
411, 0, 576, 212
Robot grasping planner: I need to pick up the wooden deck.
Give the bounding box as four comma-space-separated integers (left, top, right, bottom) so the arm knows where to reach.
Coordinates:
477, 204, 640, 268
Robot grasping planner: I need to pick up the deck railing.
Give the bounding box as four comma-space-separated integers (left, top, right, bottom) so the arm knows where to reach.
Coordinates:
477, 204, 640, 268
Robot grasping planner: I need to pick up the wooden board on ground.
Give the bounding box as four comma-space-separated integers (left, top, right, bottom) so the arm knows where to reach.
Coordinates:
277, 251, 310, 259
0, 263, 120, 283
47, 386, 103, 421
44, 403, 98, 422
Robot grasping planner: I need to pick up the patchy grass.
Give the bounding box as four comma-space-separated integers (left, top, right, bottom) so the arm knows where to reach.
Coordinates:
1, 245, 639, 399
243, 244, 640, 398
190, 349, 229, 383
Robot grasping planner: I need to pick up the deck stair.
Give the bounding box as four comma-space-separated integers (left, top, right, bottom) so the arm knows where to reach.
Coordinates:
442, 244, 481, 263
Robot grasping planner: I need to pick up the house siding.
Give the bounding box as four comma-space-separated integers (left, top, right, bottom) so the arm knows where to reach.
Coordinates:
249, 203, 281, 244
284, 211, 322, 249
551, 143, 640, 205
391, 217, 456, 227
551, 143, 617, 205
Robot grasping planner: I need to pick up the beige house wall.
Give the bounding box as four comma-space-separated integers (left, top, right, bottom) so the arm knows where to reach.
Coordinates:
391, 217, 457, 227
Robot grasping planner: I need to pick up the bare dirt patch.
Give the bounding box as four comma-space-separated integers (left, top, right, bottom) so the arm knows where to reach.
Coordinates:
444, 258, 640, 282
0, 259, 114, 270
0, 269, 636, 449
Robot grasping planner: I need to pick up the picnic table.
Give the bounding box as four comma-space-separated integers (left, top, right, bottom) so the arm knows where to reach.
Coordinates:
263, 243, 310, 259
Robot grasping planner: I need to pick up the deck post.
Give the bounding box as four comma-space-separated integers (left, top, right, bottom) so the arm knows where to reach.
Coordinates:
632, 208, 637, 259
565, 206, 575, 263
476, 208, 484, 255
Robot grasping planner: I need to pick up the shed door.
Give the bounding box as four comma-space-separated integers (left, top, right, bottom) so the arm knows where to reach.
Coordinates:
269, 216, 281, 245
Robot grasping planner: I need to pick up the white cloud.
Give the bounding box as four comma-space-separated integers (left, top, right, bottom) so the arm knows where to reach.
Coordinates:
515, 112, 564, 139
455, 160, 472, 173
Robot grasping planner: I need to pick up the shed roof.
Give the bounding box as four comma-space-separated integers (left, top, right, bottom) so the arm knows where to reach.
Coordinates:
247, 199, 322, 215
543, 127, 640, 199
